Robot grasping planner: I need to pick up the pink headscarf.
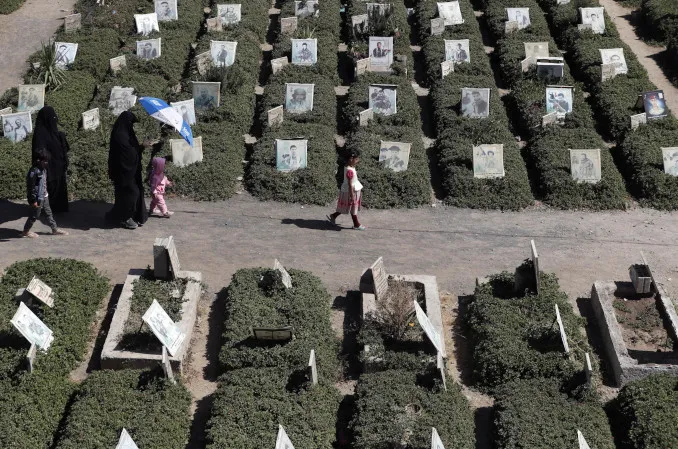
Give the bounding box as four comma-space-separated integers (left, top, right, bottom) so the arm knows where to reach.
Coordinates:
150, 157, 166, 189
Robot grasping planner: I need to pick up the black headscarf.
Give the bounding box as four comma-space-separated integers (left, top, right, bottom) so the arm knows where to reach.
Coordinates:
108, 111, 141, 185
32, 106, 68, 180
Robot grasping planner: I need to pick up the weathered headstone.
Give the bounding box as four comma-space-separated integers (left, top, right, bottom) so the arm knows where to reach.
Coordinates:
308, 349, 318, 385
601, 63, 616, 82
431, 18, 445, 36
554, 303, 570, 354
577, 430, 592, 449
11, 302, 54, 350
109, 55, 127, 74
162, 345, 176, 384
505, 20, 519, 33
441, 60, 454, 78
195, 51, 212, 75
530, 240, 540, 294
542, 111, 558, 126
0, 106, 11, 115
275, 425, 296, 449
116, 428, 139, 449
273, 259, 292, 289
355, 57, 370, 76
629, 263, 652, 294
154, 236, 181, 280
82, 108, 100, 130
26, 276, 54, 308
414, 300, 444, 354
584, 352, 592, 386
64, 13, 82, 32
370, 257, 388, 301
271, 56, 289, 74
359, 108, 373, 127
252, 326, 294, 341
206, 17, 222, 32
142, 299, 186, 356
268, 105, 284, 127
578, 23, 593, 31
521, 57, 533, 73
26, 343, 37, 373
431, 427, 445, 449
630, 112, 647, 130
281, 16, 298, 34
437, 351, 447, 391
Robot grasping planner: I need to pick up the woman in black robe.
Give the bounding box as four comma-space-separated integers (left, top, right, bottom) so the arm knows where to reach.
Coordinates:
32, 106, 69, 213
107, 111, 148, 229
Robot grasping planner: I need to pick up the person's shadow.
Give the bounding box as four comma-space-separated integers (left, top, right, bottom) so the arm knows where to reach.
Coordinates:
280, 218, 342, 231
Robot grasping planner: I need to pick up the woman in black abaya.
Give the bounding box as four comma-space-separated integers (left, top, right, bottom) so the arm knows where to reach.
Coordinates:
32, 106, 70, 213
107, 111, 148, 229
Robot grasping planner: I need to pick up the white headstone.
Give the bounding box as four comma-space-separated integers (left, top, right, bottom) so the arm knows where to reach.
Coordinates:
601, 63, 616, 82
206, 17, 222, 31
308, 349, 318, 385
530, 240, 540, 294
116, 428, 140, 449
431, 427, 446, 449
370, 257, 388, 301
437, 351, 447, 391
142, 299, 186, 357
154, 236, 181, 280
82, 108, 100, 130
11, 302, 54, 350
268, 105, 284, 127
431, 18, 445, 36
0, 106, 11, 115
26, 276, 54, 308
577, 430, 592, 449
162, 345, 176, 384
275, 425, 296, 449
555, 304, 570, 354
521, 57, 533, 73
27, 343, 37, 373
441, 60, 454, 78
195, 51, 212, 75
272, 56, 289, 74
414, 300, 444, 354
359, 108, 373, 127
584, 352, 592, 386
630, 112, 647, 130
273, 259, 292, 289
110, 55, 127, 74
356, 57, 370, 76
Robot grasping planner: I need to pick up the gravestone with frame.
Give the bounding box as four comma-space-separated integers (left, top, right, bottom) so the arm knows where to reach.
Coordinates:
281, 16, 298, 34
414, 300, 444, 354
154, 236, 181, 280
162, 345, 176, 384
521, 57, 533, 72
308, 349, 318, 385
505, 20, 519, 33
252, 326, 294, 341
359, 108, 373, 126
273, 259, 293, 288
110, 55, 127, 74
268, 105, 284, 127
370, 257, 388, 301
26, 276, 55, 308
142, 299, 186, 356
431, 18, 445, 35
555, 303, 570, 354
195, 51, 212, 75
206, 17, 222, 31
530, 240, 540, 294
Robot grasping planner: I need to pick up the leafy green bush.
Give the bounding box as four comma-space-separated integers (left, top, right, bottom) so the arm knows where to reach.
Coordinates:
525, 127, 628, 209
494, 378, 615, 449
640, 0, 678, 44
54, 369, 191, 449
351, 369, 475, 449
0, 0, 25, 14
613, 373, 678, 449
0, 138, 32, 200
46, 70, 98, 136
53, 28, 122, 80
0, 258, 110, 448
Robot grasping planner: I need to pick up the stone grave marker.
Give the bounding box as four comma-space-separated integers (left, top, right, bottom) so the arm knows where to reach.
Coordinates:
154, 236, 181, 280
370, 257, 388, 301
109, 55, 127, 74
272, 56, 289, 74
268, 105, 284, 127
116, 428, 139, 449
162, 345, 176, 384
437, 351, 447, 391
441, 60, 454, 78
601, 63, 616, 82
82, 108, 100, 130
639, 251, 656, 291
11, 302, 54, 350
275, 425, 295, 449
584, 352, 592, 387
521, 57, 533, 73
281, 16, 298, 34
577, 430, 591, 449
64, 13, 82, 31
273, 259, 293, 288
359, 108, 373, 127
414, 300, 444, 354
27, 343, 37, 373
206, 17, 222, 32
431, 18, 445, 36
0, 106, 11, 115
26, 276, 55, 308
530, 240, 540, 294
505, 20, 519, 33
554, 303, 570, 354
542, 111, 558, 126
252, 326, 294, 341
195, 51, 212, 75
355, 57, 370, 76
578, 23, 593, 31
308, 349, 318, 385
142, 299, 186, 356
629, 263, 652, 294
431, 427, 445, 449
630, 112, 647, 130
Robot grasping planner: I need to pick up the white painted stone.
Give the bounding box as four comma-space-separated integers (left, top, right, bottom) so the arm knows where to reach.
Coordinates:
414, 300, 444, 354
555, 303, 570, 354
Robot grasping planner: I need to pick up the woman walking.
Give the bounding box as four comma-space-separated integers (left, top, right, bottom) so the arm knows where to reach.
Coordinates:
32, 106, 70, 213
106, 111, 148, 229
327, 149, 365, 230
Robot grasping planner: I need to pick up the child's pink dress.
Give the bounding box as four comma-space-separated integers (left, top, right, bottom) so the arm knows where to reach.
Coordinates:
149, 157, 171, 215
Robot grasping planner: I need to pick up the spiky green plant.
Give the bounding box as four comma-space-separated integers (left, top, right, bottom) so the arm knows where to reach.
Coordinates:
31, 41, 66, 91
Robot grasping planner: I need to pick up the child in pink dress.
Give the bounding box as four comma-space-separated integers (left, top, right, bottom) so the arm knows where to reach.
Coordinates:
149, 157, 174, 217
327, 149, 365, 230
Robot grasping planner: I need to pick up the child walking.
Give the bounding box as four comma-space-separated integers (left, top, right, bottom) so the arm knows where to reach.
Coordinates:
23, 149, 68, 238
149, 157, 174, 217
327, 149, 365, 230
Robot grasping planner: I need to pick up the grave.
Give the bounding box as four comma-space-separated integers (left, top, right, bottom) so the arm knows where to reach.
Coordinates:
590, 254, 678, 386
101, 238, 202, 374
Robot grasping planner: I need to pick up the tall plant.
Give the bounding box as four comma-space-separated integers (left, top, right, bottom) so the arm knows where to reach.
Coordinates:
31, 41, 66, 91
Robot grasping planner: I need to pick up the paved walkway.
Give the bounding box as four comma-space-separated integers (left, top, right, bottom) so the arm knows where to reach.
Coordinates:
0, 0, 76, 96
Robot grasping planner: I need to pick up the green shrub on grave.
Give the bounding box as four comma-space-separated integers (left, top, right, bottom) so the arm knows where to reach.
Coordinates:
0, 138, 32, 200
493, 33, 562, 89
346, 0, 412, 52
412, 0, 481, 52
525, 127, 628, 209
481, 0, 552, 42
53, 28, 122, 80
421, 37, 494, 90
206, 367, 341, 449
351, 369, 475, 449
77, 0, 148, 34
67, 127, 114, 201
464, 267, 591, 392
494, 378, 615, 449
0, 258, 110, 449
53, 369, 191, 449
640, 0, 678, 44
612, 373, 678, 449
616, 118, 678, 209
219, 268, 339, 378
45, 70, 98, 136
0, 0, 25, 14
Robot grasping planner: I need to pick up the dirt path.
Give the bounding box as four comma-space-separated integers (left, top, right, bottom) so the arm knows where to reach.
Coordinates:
599, 0, 678, 115
0, 0, 76, 96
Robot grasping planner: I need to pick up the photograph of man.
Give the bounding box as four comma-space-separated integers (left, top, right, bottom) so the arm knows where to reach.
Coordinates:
210, 41, 237, 67
379, 142, 411, 172
135, 13, 159, 35
461, 88, 490, 118
155, 0, 177, 21
171, 137, 203, 167
194, 86, 218, 111
581, 7, 605, 34
546, 87, 572, 118
643, 91, 667, 119
54, 43, 77, 68
218, 4, 241, 25
295, 0, 319, 17
445, 39, 470, 64
662, 149, 678, 176
437, 1, 463, 25
18, 85, 44, 112
507, 8, 530, 29
369, 37, 393, 68
570, 149, 601, 182
473, 144, 504, 178
292, 39, 317, 65
369, 86, 397, 115
276, 140, 308, 172
599, 48, 627, 75
171, 100, 196, 125
137, 39, 160, 60
285, 84, 314, 113
2, 112, 32, 143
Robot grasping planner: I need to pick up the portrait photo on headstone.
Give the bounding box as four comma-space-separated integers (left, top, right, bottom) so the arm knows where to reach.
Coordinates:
137, 38, 162, 60
171, 99, 197, 125
379, 141, 411, 172
662, 147, 678, 176
524, 42, 549, 61
285, 83, 315, 113
545, 86, 573, 119
54, 42, 78, 68
2, 111, 32, 143
135, 13, 160, 36
291, 38, 318, 65
642, 90, 667, 119
11, 302, 54, 350
473, 144, 505, 178
570, 149, 601, 183
445, 39, 470, 64
109, 87, 137, 115
210, 40, 237, 67
600, 48, 627, 74
192, 81, 221, 111
437, 1, 464, 25
171, 136, 203, 168
142, 299, 185, 356
369, 84, 397, 116
82, 108, 100, 130
506, 7, 530, 29
276, 139, 308, 172
461, 87, 490, 118
295, 0, 319, 17
64, 13, 81, 31
17, 84, 45, 113
155, 0, 178, 21
536, 61, 564, 79
369, 36, 394, 70
217, 3, 242, 25
580, 7, 605, 34
110, 55, 127, 73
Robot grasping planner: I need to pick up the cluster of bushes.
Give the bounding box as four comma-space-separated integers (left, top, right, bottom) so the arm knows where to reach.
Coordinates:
415, 0, 533, 210
339, 0, 431, 209
53, 369, 191, 449
639, 0, 678, 44
245, 0, 341, 205
206, 267, 341, 448
0, 258, 110, 448
0, 0, 25, 14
